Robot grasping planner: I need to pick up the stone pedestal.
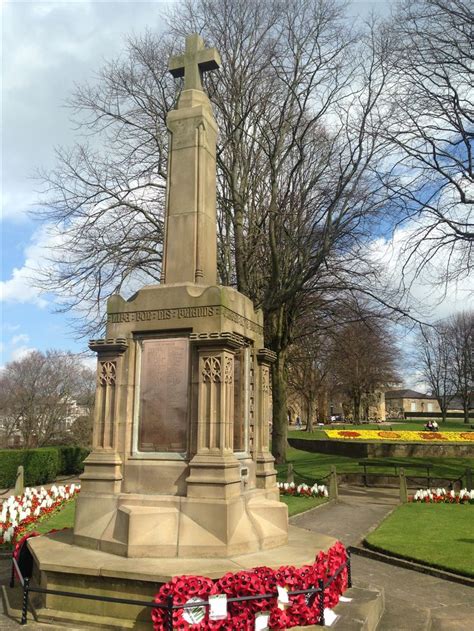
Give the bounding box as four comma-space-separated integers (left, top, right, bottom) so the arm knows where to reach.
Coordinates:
72, 283, 286, 558
27, 527, 337, 630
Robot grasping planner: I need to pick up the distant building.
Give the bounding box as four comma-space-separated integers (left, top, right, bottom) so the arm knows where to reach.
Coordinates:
385, 389, 440, 417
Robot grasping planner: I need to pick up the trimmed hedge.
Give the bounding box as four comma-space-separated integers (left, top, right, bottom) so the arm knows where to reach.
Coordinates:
0, 446, 90, 489
57, 446, 90, 475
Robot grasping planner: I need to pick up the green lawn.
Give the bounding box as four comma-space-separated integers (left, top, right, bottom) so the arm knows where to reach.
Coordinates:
365, 503, 474, 577
276, 446, 474, 484
0, 500, 76, 551
26, 499, 76, 535
280, 494, 328, 517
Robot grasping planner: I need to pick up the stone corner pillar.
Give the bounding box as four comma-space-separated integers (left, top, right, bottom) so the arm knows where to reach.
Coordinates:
186, 332, 246, 500
80, 337, 128, 494
255, 348, 278, 490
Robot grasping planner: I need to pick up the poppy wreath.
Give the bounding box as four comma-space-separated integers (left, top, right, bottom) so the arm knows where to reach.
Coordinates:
151, 541, 348, 630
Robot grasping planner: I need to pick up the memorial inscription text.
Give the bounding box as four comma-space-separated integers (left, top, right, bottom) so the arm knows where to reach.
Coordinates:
138, 338, 189, 452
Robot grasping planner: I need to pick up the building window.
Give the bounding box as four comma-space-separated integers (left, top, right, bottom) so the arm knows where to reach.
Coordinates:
410, 402, 416, 412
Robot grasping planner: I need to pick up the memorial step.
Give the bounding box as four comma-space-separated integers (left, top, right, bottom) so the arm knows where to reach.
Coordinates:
332, 584, 384, 631
291, 583, 384, 631
376, 595, 432, 631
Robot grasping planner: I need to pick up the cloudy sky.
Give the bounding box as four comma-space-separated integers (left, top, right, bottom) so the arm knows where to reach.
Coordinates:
1, 0, 471, 375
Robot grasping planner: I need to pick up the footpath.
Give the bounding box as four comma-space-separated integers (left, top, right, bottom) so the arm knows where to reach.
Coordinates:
1, 485, 472, 629
293, 485, 473, 630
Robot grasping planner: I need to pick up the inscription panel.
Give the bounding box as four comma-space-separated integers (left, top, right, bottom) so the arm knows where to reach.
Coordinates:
138, 338, 189, 452
107, 304, 263, 334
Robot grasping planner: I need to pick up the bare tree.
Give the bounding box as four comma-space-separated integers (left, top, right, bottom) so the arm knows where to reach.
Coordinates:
0, 351, 95, 447
382, 0, 473, 288
417, 324, 456, 422
36, 0, 399, 462
330, 319, 400, 422
287, 332, 333, 432
446, 311, 473, 423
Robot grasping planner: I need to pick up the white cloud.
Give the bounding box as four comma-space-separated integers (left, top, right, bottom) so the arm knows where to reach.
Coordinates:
80, 355, 97, 371
2, 1, 165, 222
2, 323, 20, 333
10, 333, 29, 346
369, 221, 474, 323
1, 331, 37, 365
10, 346, 37, 362
0, 224, 65, 307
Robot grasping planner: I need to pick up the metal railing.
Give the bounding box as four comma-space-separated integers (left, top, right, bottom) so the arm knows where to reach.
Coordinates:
10, 548, 351, 629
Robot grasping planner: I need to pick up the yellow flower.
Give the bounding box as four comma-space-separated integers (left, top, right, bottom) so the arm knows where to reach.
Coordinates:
325, 430, 472, 442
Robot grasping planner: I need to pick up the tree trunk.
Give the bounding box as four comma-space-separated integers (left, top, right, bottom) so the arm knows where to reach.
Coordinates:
353, 393, 361, 423
271, 350, 288, 464
306, 397, 314, 432
463, 404, 469, 424
317, 388, 328, 424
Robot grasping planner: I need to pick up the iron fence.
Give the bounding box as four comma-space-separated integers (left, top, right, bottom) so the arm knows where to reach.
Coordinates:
10, 547, 351, 629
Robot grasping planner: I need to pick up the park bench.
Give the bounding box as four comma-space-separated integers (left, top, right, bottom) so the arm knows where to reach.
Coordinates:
358, 459, 434, 487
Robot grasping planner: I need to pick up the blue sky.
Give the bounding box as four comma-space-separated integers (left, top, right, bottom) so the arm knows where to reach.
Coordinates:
1, 0, 471, 373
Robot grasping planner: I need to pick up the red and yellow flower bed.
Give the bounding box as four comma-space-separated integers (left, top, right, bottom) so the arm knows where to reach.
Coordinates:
325, 429, 474, 442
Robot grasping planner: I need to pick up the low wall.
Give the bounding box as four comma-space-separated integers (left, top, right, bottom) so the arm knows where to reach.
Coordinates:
288, 437, 474, 458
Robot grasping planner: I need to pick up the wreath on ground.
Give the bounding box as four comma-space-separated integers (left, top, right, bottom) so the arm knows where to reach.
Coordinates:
151, 541, 348, 630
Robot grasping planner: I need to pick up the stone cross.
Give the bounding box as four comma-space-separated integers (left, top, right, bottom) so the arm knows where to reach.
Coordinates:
169, 33, 221, 91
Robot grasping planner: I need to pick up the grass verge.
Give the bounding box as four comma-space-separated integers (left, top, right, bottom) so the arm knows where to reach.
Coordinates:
276, 446, 474, 483
0, 501, 76, 552
364, 503, 474, 577
280, 495, 328, 517
26, 499, 76, 535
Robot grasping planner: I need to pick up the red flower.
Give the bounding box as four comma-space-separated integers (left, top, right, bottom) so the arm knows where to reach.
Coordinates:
420, 432, 446, 441
151, 542, 349, 630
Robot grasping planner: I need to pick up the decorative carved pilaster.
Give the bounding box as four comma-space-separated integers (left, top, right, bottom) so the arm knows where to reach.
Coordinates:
88, 338, 128, 451
187, 333, 245, 499
248, 354, 255, 454
255, 348, 278, 489
202, 356, 222, 382
197, 350, 234, 452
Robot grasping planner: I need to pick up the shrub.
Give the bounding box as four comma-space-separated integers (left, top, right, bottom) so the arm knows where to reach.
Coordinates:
0, 446, 89, 489
0, 450, 24, 488
58, 446, 89, 475
22, 448, 60, 486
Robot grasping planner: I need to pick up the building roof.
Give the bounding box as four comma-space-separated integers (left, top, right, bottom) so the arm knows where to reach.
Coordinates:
385, 389, 435, 400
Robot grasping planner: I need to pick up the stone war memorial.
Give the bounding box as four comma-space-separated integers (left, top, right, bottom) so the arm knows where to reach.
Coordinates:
27, 34, 340, 629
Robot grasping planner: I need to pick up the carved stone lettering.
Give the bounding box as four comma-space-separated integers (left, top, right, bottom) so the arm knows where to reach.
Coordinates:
138, 338, 189, 452
108, 305, 220, 324
220, 306, 263, 334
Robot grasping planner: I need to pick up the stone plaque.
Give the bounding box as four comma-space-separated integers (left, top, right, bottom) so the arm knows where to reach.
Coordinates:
138, 338, 189, 452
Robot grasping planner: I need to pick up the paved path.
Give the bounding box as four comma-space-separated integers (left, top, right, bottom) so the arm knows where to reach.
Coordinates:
292, 485, 473, 630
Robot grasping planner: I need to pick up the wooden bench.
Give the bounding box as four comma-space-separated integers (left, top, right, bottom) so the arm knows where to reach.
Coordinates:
358, 460, 434, 486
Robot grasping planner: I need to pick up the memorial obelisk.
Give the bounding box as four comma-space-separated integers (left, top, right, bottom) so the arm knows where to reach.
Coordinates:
73, 32, 287, 559
26, 34, 337, 630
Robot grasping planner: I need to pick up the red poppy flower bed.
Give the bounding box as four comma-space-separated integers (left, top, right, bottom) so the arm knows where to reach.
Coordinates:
151, 541, 348, 630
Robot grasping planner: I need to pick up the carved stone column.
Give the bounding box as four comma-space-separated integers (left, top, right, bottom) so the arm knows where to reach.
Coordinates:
186, 332, 244, 499
79, 338, 128, 494
255, 348, 278, 490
